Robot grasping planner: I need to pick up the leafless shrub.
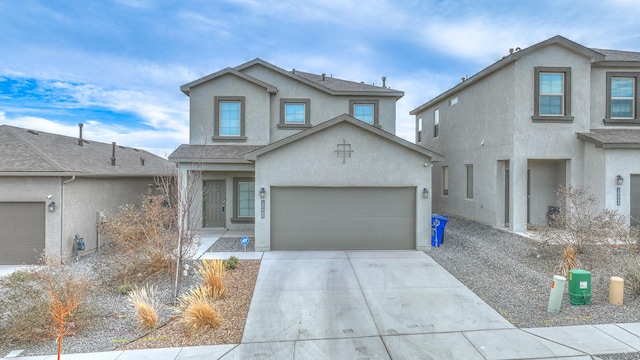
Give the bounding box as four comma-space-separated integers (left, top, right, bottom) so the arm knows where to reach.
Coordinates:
0, 261, 90, 345
99, 194, 177, 282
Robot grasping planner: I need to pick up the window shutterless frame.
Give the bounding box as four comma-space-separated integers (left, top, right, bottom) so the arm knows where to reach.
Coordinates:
349, 99, 379, 127
605, 72, 640, 125
279, 98, 311, 129
532, 67, 574, 122
213, 96, 247, 141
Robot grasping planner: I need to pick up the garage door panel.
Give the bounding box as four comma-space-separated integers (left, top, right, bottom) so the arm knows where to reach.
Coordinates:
271, 187, 415, 250
0, 202, 45, 265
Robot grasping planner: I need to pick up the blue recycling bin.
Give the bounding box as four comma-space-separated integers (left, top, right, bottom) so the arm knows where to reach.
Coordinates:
431, 214, 449, 247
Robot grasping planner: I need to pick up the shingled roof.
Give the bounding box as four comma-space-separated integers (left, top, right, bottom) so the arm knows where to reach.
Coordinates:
0, 125, 174, 176
180, 58, 404, 98
168, 144, 264, 163
577, 129, 640, 149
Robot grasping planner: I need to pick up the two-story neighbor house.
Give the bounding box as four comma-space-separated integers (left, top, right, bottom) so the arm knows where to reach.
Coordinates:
411, 35, 640, 233
169, 59, 443, 251
0, 125, 174, 265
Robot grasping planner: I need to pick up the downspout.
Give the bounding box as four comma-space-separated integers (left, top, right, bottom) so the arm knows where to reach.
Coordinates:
61, 176, 76, 260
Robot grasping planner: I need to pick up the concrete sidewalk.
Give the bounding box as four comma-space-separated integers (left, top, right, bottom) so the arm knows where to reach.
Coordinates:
3, 251, 640, 359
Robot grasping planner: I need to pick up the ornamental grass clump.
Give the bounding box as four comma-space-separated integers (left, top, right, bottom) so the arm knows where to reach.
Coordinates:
199, 259, 226, 299
128, 285, 159, 331
176, 287, 220, 334
555, 245, 581, 277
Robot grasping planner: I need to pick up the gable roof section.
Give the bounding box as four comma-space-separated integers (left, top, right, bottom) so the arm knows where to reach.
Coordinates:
410, 35, 605, 115
0, 125, 174, 177
182, 58, 404, 98
180, 67, 278, 96
577, 129, 640, 149
244, 114, 443, 162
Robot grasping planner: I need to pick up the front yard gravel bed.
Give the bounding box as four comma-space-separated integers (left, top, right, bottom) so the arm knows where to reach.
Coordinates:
427, 216, 640, 329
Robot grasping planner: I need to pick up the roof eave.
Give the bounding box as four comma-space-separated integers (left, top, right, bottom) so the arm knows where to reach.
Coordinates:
592, 61, 640, 68
180, 67, 278, 96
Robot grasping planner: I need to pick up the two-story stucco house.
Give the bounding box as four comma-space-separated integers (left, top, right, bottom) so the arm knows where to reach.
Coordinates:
169, 59, 442, 251
0, 125, 174, 265
411, 35, 640, 233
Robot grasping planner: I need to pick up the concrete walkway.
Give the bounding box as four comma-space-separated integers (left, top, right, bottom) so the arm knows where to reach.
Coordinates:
3, 250, 640, 359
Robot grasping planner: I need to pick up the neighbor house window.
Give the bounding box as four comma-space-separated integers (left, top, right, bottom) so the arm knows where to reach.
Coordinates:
232, 178, 255, 223
349, 99, 379, 126
443, 166, 449, 196
214, 96, 246, 140
417, 117, 423, 143
533, 67, 573, 122
449, 96, 458, 106
606, 72, 640, 124
279, 98, 311, 128
433, 108, 440, 138
466, 164, 473, 199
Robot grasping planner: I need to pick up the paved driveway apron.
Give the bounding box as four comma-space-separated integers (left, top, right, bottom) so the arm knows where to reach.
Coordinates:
236, 251, 515, 359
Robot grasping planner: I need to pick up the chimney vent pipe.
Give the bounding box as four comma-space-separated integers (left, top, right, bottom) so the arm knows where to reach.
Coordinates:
111, 142, 116, 166
78, 123, 84, 146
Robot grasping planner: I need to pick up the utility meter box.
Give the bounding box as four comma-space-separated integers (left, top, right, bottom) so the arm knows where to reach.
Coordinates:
568, 269, 592, 305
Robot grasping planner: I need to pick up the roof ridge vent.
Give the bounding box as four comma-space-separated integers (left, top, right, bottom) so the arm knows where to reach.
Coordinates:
27, 129, 39, 135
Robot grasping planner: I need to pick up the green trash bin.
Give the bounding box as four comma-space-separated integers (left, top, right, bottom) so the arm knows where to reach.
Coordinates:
568, 269, 592, 305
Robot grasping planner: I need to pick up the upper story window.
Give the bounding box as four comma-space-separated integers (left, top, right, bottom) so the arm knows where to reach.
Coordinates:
449, 96, 458, 106
214, 96, 246, 141
433, 108, 440, 138
349, 99, 379, 126
533, 67, 573, 122
417, 117, 423, 143
605, 72, 640, 125
279, 98, 311, 129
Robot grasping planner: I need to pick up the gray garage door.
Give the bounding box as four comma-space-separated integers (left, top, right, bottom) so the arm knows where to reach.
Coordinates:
271, 187, 415, 250
0, 202, 46, 265
632, 175, 640, 227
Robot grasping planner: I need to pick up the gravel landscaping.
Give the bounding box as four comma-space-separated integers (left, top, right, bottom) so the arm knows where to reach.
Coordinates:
428, 216, 640, 330
0, 239, 260, 358
2, 223, 640, 359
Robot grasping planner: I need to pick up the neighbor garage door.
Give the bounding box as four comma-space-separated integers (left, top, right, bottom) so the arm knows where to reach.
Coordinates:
271, 187, 415, 250
0, 202, 46, 265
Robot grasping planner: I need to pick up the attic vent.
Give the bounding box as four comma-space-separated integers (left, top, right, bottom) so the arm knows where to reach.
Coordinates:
140, 157, 145, 166
292, 68, 295, 74
27, 130, 39, 135
119, 146, 126, 149
322, 73, 326, 81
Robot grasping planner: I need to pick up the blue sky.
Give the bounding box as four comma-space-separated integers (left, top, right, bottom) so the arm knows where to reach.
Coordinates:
1, 0, 639, 157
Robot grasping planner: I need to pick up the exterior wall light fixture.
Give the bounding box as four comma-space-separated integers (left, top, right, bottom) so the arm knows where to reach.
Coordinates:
48, 201, 56, 212
423, 188, 429, 198
616, 175, 624, 186
259, 187, 266, 198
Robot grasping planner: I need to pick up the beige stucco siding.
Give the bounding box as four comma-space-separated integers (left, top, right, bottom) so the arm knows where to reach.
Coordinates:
188, 74, 271, 145
253, 121, 433, 251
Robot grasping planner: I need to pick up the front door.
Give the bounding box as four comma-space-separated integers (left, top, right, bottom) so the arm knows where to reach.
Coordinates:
203, 180, 225, 228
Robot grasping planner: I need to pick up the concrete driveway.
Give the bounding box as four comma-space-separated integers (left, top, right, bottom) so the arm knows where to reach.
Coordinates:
232, 251, 522, 359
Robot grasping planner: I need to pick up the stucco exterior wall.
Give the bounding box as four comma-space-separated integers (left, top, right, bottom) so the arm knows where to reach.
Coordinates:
188, 74, 271, 145
62, 177, 159, 258
417, 43, 600, 232
241, 65, 398, 140
253, 122, 433, 251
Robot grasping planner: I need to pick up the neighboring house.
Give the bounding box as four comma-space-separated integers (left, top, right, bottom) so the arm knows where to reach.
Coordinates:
169, 58, 443, 251
411, 35, 640, 233
0, 125, 174, 265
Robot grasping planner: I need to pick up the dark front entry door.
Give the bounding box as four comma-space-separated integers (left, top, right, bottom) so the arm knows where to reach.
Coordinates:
204, 180, 225, 228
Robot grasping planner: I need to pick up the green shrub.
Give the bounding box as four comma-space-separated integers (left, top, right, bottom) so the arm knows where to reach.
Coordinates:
224, 256, 239, 270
